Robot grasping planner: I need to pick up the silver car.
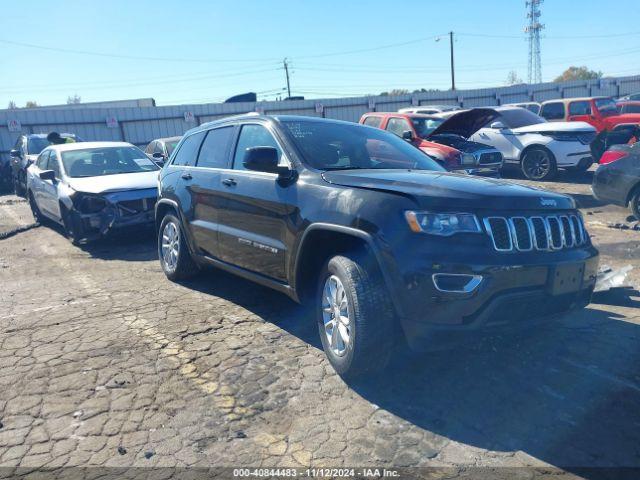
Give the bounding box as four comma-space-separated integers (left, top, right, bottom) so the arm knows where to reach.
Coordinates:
26, 141, 160, 244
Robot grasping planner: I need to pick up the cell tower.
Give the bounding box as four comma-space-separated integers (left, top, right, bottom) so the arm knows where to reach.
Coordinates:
525, 0, 544, 84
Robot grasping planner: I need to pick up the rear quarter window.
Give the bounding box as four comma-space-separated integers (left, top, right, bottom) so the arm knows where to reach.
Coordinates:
540, 102, 565, 120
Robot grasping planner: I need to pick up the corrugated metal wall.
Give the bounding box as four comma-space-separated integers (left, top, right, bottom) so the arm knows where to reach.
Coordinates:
1, 74, 638, 161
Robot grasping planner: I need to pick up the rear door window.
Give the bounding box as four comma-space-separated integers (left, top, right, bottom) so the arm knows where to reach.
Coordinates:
385, 117, 411, 137
568, 101, 591, 116
196, 127, 234, 169
540, 102, 565, 120
171, 131, 206, 166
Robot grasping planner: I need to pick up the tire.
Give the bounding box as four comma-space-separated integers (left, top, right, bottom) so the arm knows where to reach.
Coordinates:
60, 206, 82, 245
629, 187, 640, 221
316, 253, 395, 380
158, 213, 199, 281
571, 162, 592, 174
13, 172, 26, 197
521, 146, 557, 181
28, 192, 44, 224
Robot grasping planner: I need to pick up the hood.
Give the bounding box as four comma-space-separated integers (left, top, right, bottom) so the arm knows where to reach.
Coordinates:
321, 169, 574, 211
513, 121, 596, 134
66, 170, 159, 194
430, 108, 500, 139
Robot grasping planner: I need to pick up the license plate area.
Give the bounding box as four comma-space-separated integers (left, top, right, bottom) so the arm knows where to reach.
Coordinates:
548, 263, 584, 295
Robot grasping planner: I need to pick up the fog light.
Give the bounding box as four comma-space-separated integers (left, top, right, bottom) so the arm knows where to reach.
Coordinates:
432, 273, 483, 293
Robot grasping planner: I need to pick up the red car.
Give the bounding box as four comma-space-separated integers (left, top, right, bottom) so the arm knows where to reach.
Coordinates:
540, 97, 640, 133
359, 112, 503, 176
617, 101, 640, 115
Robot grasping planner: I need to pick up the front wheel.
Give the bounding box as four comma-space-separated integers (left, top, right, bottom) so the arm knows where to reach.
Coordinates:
13, 172, 26, 197
158, 213, 199, 281
61, 206, 82, 245
521, 147, 557, 181
317, 253, 395, 379
629, 187, 640, 221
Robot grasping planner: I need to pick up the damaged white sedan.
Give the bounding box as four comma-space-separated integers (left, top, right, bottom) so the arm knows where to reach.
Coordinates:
26, 141, 160, 244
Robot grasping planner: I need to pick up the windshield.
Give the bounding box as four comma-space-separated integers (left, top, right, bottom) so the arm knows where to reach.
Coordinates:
498, 108, 546, 128
595, 98, 619, 117
165, 140, 180, 156
27, 137, 50, 155
61, 146, 159, 178
411, 117, 444, 137
282, 120, 445, 171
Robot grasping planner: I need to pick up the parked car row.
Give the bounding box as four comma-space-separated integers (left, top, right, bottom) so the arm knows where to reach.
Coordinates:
154, 114, 600, 377
372, 106, 597, 180
17, 111, 640, 378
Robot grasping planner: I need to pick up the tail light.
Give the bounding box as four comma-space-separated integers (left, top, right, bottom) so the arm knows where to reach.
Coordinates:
599, 150, 628, 165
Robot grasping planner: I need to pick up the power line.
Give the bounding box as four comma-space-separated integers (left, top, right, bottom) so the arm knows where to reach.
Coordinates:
0, 38, 281, 64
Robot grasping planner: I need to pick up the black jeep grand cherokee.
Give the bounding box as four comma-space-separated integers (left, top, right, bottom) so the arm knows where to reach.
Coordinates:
156, 114, 599, 378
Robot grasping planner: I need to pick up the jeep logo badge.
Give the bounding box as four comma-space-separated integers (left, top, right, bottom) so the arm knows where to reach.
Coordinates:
540, 197, 557, 207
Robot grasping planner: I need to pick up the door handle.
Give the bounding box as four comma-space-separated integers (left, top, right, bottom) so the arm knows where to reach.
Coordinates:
222, 178, 237, 187
181, 172, 192, 180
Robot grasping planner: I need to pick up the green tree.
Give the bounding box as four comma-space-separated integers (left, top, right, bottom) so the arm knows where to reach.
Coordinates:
67, 94, 81, 104
7, 100, 17, 109
25, 100, 39, 108
554, 66, 603, 83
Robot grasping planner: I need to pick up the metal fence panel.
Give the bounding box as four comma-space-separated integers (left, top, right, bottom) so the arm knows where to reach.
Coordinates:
1, 74, 638, 163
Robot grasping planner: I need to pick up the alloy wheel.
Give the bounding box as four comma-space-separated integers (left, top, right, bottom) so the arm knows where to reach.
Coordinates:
524, 150, 551, 180
321, 275, 351, 357
161, 221, 180, 272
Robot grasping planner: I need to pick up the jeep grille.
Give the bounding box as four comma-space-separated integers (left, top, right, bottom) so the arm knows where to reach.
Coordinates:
484, 214, 587, 252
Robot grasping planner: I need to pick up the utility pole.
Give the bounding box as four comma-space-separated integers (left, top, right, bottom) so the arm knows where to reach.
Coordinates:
283, 58, 292, 99
449, 32, 456, 91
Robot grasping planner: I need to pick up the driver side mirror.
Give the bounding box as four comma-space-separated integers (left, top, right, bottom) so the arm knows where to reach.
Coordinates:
490, 121, 506, 130
39, 170, 56, 181
243, 147, 290, 176
402, 130, 414, 141
9, 149, 22, 159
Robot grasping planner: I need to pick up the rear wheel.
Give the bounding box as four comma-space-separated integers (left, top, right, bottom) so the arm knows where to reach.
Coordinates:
158, 213, 199, 281
317, 253, 394, 380
28, 192, 44, 224
630, 187, 640, 220
521, 147, 557, 181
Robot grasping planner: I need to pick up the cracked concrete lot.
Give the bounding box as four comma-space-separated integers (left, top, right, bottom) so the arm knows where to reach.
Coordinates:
0, 168, 639, 477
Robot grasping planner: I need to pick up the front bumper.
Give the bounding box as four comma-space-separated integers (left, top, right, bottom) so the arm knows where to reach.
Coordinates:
70, 189, 157, 242
375, 229, 599, 348
547, 140, 593, 167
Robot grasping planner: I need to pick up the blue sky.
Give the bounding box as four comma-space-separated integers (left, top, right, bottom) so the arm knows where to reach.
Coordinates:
1, 0, 639, 107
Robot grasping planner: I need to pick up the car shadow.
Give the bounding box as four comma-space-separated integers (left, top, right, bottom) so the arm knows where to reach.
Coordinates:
46, 221, 158, 261
182, 268, 640, 474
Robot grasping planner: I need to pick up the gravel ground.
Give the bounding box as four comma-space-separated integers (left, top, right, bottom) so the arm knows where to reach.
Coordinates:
0, 168, 639, 478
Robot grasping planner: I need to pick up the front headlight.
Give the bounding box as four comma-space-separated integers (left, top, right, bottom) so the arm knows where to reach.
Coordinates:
405, 211, 481, 236
461, 153, 476, 165
74, 194, 107, 214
